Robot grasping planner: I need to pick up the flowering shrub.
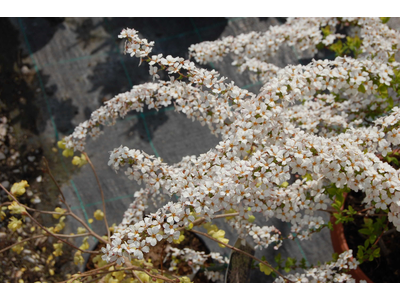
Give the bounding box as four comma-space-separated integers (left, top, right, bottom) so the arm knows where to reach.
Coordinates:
2, 17, 400, 283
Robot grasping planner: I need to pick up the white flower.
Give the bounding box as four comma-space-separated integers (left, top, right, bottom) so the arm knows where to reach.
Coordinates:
149, 66, 159, 81
146, 226, 163, 246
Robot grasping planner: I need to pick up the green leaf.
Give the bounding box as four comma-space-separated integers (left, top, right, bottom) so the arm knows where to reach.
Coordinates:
364, 239, 370, 248
387, 96, 394, 109
378, 84, 389, 98
332, 203, 340, 210
380, 17, 390, 24
280, 181, 289, 188
364, 218, 373, 227
327, 187, 337, 197
390, 157, 399, 166
316, 43, 325, 50
358, 228, 370, 235
274, 253, 282, 264
259, 263, 273, 275
327, 221, 333, 231
336, 192, 345, 203
373, 248, 381, 258
299, 258, 307, 269
287, 257, 296, 266
333, 213, 342, 220
332, 252, 339, 261
329, 40, 344, 56
302, 173, 313, 181
369, 234, 377, 244
354, 35, 361, 49
347, 205, 356, 215
284, 267, 291, 273
322, 25, 331, 37
369, 255, 374, 261
357, 246, 364, 261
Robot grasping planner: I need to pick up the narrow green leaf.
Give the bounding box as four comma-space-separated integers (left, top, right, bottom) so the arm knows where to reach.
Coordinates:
358, 228, 370, 235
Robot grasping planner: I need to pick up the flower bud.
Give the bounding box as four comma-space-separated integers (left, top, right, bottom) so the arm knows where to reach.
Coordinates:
8, 201, 26, 215
94, 209, 104, 221
8, 217, 23, 232
11, 180, 29, 197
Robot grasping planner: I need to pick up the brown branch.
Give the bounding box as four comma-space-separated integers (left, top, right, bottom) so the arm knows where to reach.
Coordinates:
0, 234, 45, 254
72, 268, 130, 282
1, 200, 66, 215
66, 264, 175, 283
124, 259, 143, 283
0, 231, 90, 255
83, 152, 110, 240
24, 206, 67, 215
141, 269, 176, 283
62, 262, 116, 283
0, 183, 99, 254
43, 157, 108, 243
54, 233, 90, 238
177, 212, 240, 231
214, 212, 240, 219
27, 212, 99, 254
373, 221, 389, 247
69, 212, 108, 244
43, 157, 68, 209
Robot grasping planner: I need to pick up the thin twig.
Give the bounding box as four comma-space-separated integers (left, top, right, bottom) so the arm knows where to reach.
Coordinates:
54, 233, 90, 238
43, 156, 108, 243
0, 234, 44, 254
141, 269, 176, 282
0, 232, 90, 255
24, 206, 68, 215
66, 265, 176, 283
83, 152, 110, 240
27, 211, 99, 254
69, 212, 108, 244
43, 157, 68, 209
0, 183, 99, 254
373, 221, 389, 247
124, 259, 143, 283
177, 212, 239, 231
1, 200, 66, 215
62, 262, 116, 283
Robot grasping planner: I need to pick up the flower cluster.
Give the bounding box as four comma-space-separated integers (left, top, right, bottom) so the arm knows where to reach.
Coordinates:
119, 28, 154, 60
189, 18, 400, 85
274, 250, 362, 283
62, 18, 400, 282
188, 18, 343, 65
